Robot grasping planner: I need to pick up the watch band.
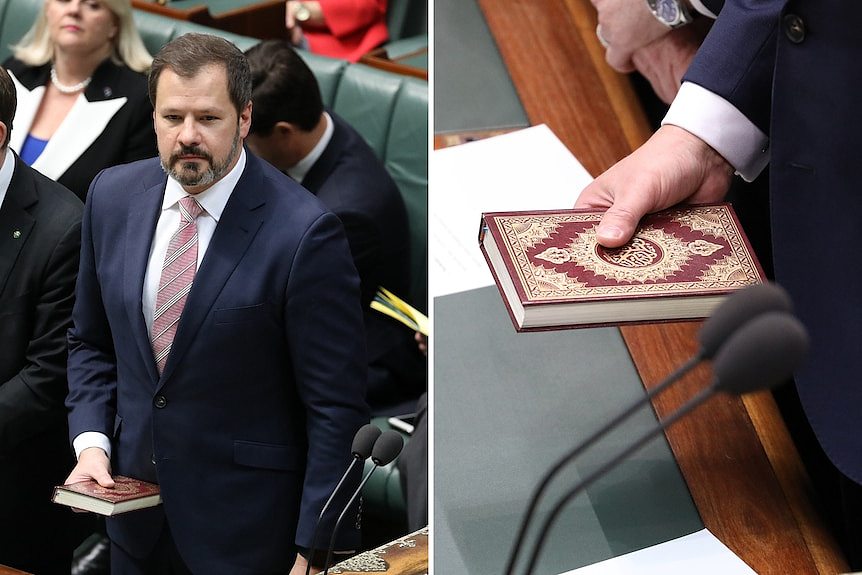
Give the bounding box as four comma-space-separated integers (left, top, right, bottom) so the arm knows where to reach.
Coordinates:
645, 0, 695, 29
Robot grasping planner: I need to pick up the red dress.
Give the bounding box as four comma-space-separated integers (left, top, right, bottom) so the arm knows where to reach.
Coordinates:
305, 0, 389, 62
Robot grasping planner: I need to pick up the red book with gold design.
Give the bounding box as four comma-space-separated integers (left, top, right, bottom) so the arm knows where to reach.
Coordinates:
52, 475, 161, 516
479, 203, 765, 331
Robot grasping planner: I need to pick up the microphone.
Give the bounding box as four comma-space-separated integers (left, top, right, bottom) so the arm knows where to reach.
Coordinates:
521, 311, 809, 575
503, 282, 792, 575
304, 423, 381, 575
322, 430, 404, 574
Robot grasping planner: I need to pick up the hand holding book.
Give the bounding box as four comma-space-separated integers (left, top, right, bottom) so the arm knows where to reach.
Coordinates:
53, 475, 161, 516
480, 203, 764, 330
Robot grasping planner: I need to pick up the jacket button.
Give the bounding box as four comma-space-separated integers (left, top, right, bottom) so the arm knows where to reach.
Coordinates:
783, 14, 805, 43
151, 455, 157, 465
154, 395, 167, 409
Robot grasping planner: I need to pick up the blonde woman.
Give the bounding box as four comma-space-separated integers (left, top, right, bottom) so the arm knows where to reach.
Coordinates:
5, 0, 156, 200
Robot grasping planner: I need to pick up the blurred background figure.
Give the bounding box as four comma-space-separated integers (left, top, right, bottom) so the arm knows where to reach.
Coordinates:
5, 0, 155, 200
285, 0, 388, 62
0, 63, 86, 575
246, 40, 425, 416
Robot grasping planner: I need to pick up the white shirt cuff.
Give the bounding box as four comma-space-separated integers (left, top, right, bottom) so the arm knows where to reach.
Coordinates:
688, 0, 718, 19
73, 432, 112, 460
662, 82, 770, 182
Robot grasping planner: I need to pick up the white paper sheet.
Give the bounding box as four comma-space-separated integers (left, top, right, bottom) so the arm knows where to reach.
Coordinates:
430, 124, 593, 297
559, 529, 756, 575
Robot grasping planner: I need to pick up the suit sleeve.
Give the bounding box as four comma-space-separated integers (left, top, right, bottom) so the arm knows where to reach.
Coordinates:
682, 0, 784, 135
285, 211, 369, 551
0, 213, 81, 452
66, 173, 119, 441
319, 0, 387, 39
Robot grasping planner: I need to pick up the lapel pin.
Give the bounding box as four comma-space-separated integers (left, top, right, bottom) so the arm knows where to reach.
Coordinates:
12, 230, 21, 239
103, 87, 112, 97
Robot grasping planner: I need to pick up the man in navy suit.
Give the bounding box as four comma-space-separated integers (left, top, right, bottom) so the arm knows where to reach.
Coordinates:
244, 40, 425, 416
64, 33, 369, 575
0, 66, 86, 575
576, 0, 861, 566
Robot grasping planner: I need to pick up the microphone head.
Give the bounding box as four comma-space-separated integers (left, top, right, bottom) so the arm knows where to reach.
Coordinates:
698, 283, 793, 359
370, 430, 405, 466
352, 424, 382, 460
712, 311, 809, 395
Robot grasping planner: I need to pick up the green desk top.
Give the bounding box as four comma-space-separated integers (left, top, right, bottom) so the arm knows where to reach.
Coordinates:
434, 0, 529, 134
434, 287, 702, 574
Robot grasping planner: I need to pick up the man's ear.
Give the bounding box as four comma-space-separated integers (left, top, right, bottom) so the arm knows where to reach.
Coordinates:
274, 121, 297, 137
0, 121, 8, 152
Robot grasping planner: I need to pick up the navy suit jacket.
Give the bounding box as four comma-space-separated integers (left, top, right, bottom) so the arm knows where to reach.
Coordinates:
66, 153, 369, 574
0, 154, 83, 572
303, 113, 424, 414
686, 0, 862, 484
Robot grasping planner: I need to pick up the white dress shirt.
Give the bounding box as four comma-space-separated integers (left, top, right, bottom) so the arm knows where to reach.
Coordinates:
662, 81, 770, 182
285, 112, 334, 183
0, 149, 16, 211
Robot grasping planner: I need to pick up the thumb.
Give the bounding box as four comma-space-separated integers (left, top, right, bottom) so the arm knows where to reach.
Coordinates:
93, 469, 115, 489
595, 204, 642, 248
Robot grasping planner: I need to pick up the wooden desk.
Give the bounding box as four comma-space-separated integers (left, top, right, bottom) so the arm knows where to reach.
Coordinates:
438, 0, 849, 572
132, 0, 285, 39
329, 528, 428, 574
360, 46, 428, 81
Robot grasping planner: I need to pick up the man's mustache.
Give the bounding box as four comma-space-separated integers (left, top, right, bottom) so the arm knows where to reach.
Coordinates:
170, 146, 213, 165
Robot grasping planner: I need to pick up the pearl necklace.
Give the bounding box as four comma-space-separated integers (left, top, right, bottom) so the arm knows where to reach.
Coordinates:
50, 66, 92, 94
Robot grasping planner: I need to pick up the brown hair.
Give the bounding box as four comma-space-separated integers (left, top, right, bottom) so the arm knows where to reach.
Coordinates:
0, 67, 16, 149
148, 33, 251, 115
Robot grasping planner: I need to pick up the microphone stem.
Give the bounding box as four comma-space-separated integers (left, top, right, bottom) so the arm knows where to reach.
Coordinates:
522, 384, 715, 575
504, 354, 702, 575
305, 457, 361, 575
323, 464, 380, 575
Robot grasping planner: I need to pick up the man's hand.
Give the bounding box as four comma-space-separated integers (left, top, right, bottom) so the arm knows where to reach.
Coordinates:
576, 124, 734, 247
289, 553, 320, 575
631, 20, 711, 104
64, 447, 114, 487
590, 0, 671, 72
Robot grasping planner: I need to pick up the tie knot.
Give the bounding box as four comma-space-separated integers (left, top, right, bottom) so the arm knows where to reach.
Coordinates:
179, 196, 203, 222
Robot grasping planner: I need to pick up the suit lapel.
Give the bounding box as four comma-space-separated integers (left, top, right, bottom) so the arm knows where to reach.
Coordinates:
158, 155, 266, 385
124, 178, 164, 383
0, 158, 36, 296
7, 68, 127, 180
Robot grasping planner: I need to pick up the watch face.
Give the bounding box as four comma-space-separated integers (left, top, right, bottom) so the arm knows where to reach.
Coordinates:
657, 0, 680, 23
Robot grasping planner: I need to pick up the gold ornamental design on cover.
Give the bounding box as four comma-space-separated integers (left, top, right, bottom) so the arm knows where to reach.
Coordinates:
495, 205, 761, 302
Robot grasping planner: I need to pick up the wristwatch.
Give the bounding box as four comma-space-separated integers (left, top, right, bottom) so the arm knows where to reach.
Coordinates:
294, 2, 312, 22
644, 0, 694, 28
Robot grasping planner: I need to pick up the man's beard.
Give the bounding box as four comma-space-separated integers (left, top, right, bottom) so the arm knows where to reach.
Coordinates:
161, 127, 241, 188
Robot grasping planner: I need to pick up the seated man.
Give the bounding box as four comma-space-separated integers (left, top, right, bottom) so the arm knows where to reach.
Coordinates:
245, 40, 424, 415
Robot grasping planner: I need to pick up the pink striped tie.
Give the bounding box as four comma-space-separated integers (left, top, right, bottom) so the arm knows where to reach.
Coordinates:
151, 196, 203, 374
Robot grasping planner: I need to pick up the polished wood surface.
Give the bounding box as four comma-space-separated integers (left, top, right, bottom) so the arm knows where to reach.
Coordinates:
0, 565, 32, 575
464, 0, 849, 572
360, 46, 428, 80
132, 0, 286, 39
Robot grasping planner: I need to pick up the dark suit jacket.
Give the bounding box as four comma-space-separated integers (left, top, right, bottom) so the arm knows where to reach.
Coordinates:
66, 153, 369, 574
303, 113, 424, 414
0, 153, 83, 573
4, 58, 157, 201
685, 0, 862, 485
